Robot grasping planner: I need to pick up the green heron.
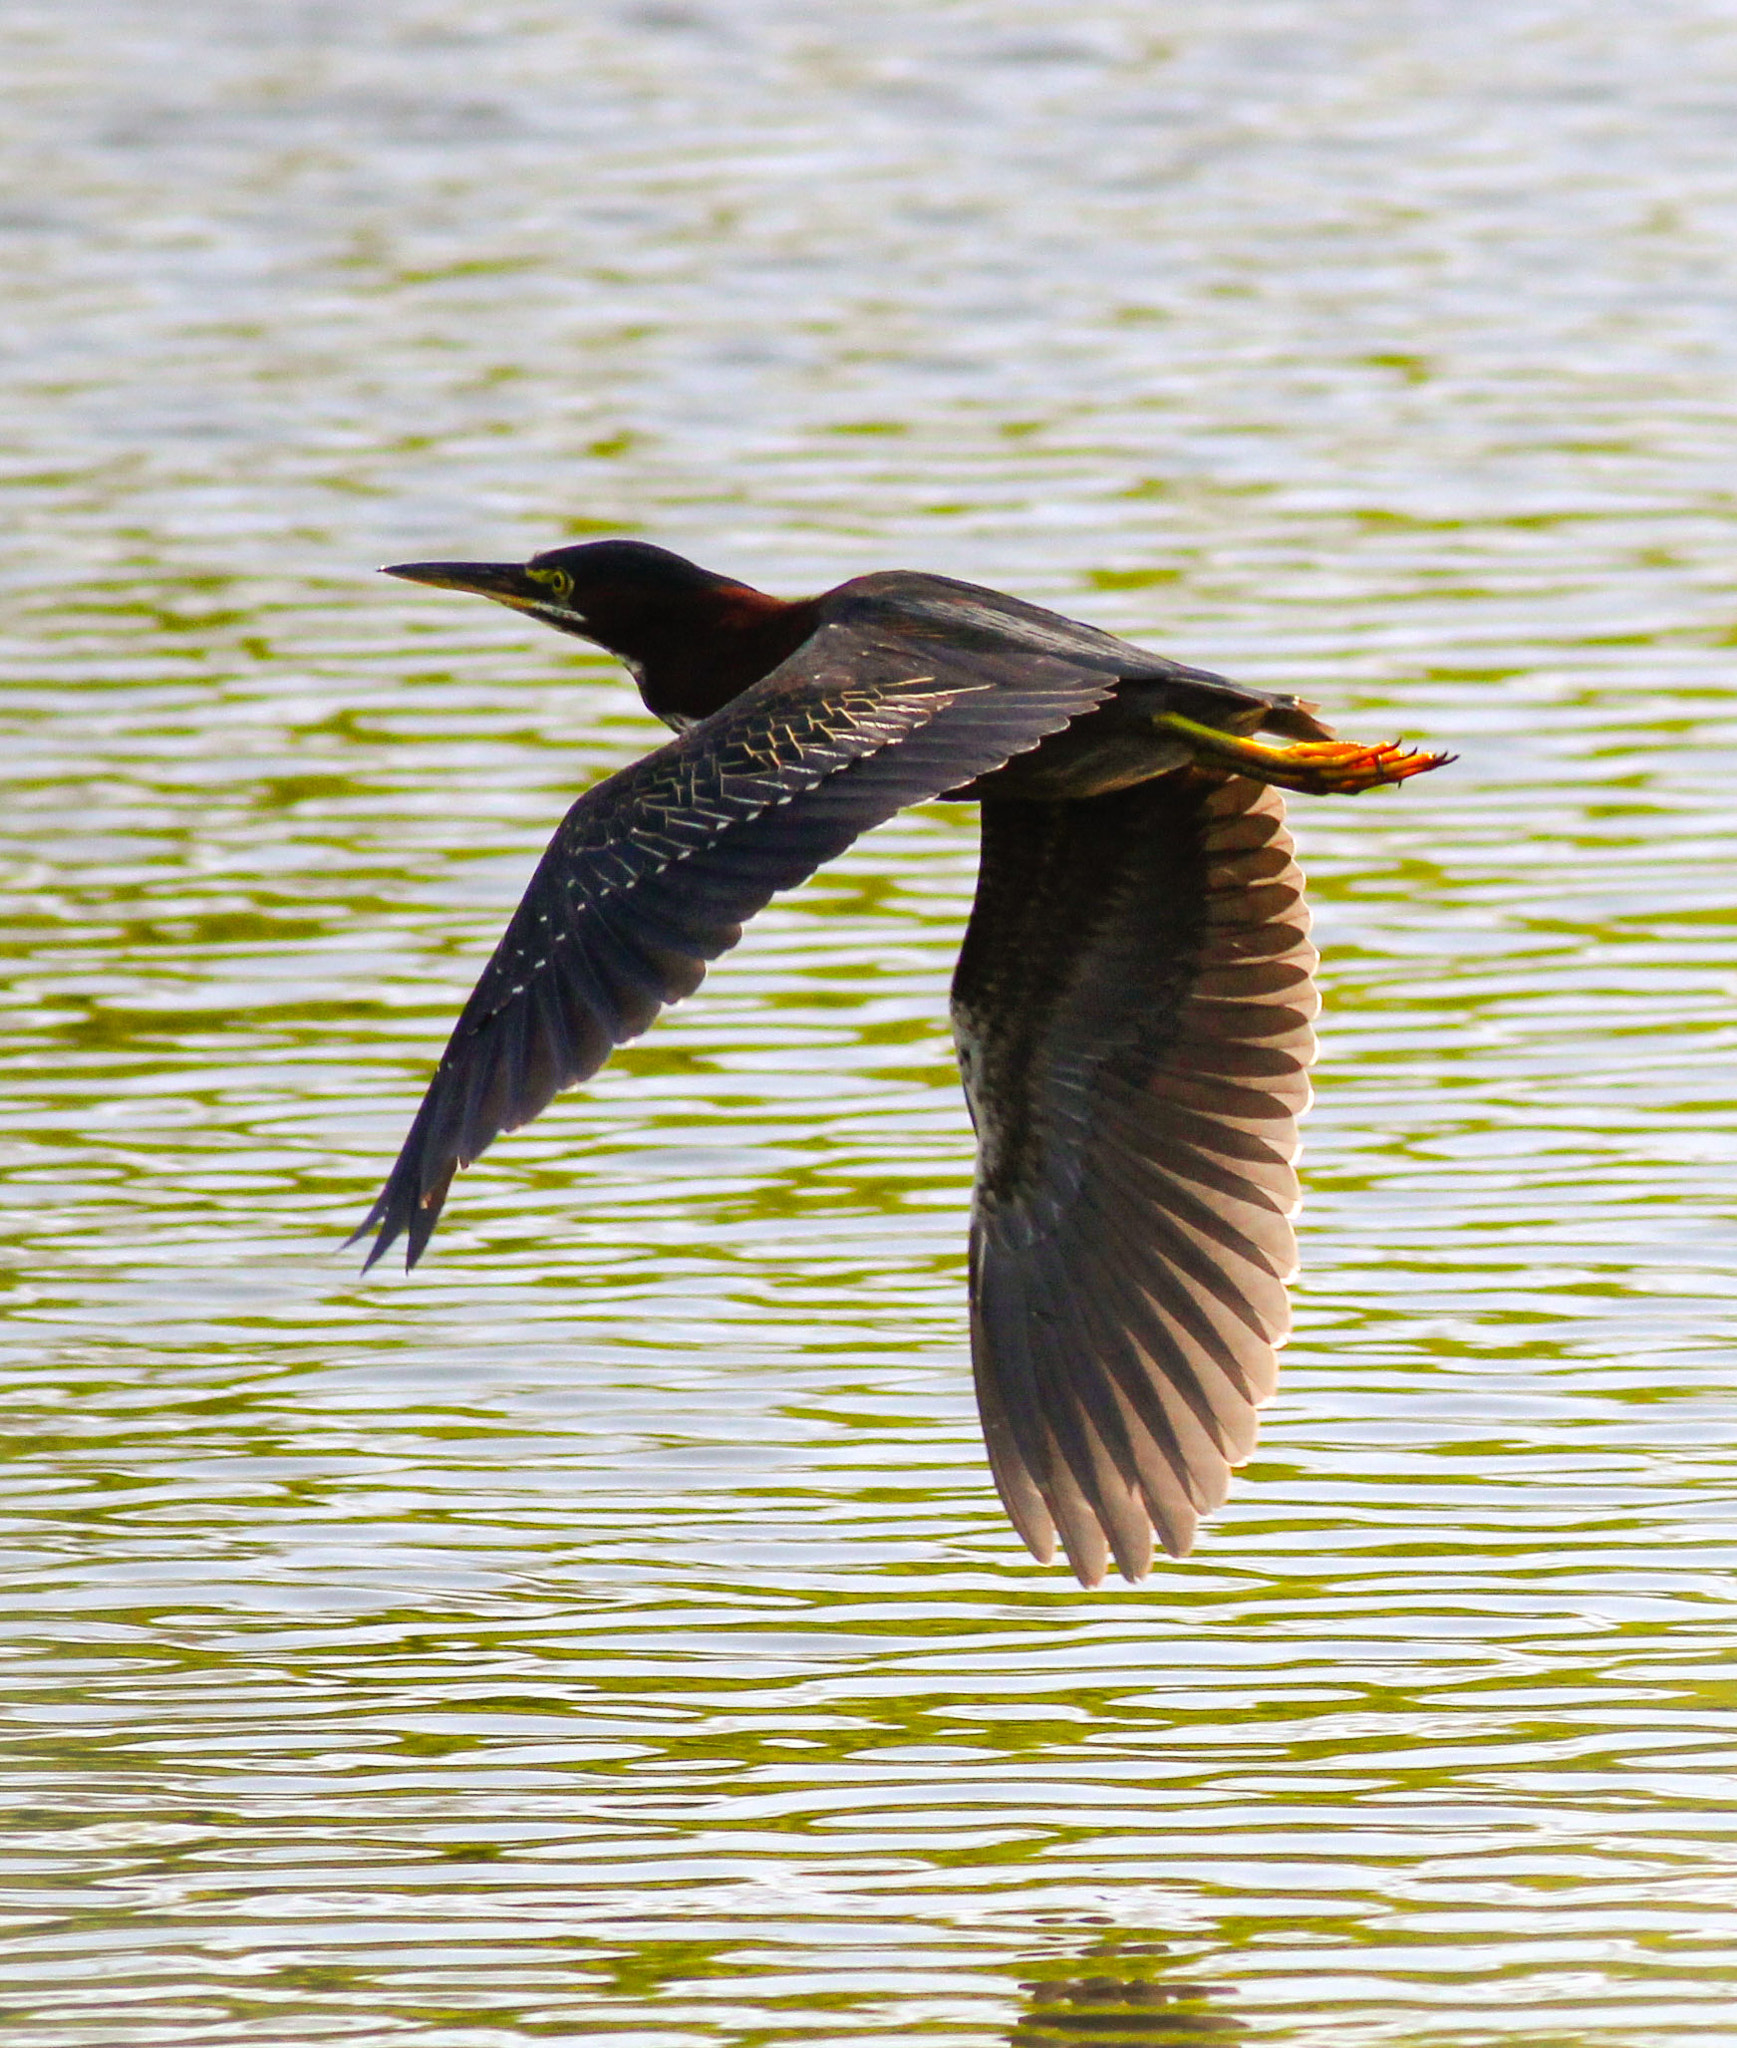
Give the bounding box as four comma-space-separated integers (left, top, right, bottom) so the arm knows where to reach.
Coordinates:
353, 539, 1448, 1585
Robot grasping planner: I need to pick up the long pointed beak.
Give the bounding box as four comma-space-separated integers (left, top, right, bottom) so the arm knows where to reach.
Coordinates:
381, 560, 541, 610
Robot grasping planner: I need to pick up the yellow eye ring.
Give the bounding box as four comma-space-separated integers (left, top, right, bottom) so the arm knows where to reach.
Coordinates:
529, 565, 573, 600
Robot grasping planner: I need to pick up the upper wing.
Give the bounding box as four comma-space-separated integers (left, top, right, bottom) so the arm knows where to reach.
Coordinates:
352, 613, 1121, 1270
838, 571, 1334, 740
951, 772, 1318, 1585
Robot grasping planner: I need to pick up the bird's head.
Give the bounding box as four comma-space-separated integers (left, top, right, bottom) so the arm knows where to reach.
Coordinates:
382, 538, 812, 726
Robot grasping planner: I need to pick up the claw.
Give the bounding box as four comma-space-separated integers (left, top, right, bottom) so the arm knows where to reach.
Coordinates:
1153, 712, 1454, 796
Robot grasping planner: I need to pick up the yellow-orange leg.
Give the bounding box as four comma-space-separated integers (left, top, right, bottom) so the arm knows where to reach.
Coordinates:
1153, 711, 1453, 796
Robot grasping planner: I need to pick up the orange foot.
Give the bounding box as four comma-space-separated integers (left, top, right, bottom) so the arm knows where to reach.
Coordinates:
1155, 712, 1454, 796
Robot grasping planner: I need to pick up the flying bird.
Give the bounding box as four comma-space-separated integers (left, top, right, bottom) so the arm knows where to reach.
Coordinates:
352, 540, 1447, 1584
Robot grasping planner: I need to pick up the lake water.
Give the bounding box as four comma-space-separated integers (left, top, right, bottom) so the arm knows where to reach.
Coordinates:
6, 2, 1737, 2041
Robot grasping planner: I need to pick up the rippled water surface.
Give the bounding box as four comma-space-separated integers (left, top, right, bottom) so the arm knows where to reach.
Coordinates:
7, 2, 1737, 2041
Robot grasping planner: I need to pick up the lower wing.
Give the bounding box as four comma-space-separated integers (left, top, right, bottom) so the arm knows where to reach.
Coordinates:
951, 773, 1318, 1584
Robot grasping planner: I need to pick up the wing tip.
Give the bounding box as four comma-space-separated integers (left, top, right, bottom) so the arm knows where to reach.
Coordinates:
344, 1157, 450, 1276
342, 1200, 393, 1273
344, 1206, 418, 1275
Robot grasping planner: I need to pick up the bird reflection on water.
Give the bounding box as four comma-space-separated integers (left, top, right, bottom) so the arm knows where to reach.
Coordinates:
1010, 1932, 1248, 2046
355, 540, 1449, 1583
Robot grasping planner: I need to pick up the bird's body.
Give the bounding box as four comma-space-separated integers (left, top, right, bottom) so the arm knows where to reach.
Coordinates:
354, 540, 1446, 1584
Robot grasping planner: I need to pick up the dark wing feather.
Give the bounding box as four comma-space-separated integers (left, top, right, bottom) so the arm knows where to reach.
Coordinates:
951, 773, 1318, 1585
837, 571, 1333, 739
353, 615, 1121, 1269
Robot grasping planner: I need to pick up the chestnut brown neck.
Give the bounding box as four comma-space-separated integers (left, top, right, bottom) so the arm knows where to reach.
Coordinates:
628, 588, 826, 727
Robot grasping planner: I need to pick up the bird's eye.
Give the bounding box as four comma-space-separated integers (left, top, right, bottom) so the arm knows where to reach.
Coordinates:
529, 565, 574, 601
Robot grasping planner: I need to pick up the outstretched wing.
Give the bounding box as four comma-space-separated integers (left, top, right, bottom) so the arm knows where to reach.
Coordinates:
353, 616, 1122, 1270
951, 772, 1318, 1585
